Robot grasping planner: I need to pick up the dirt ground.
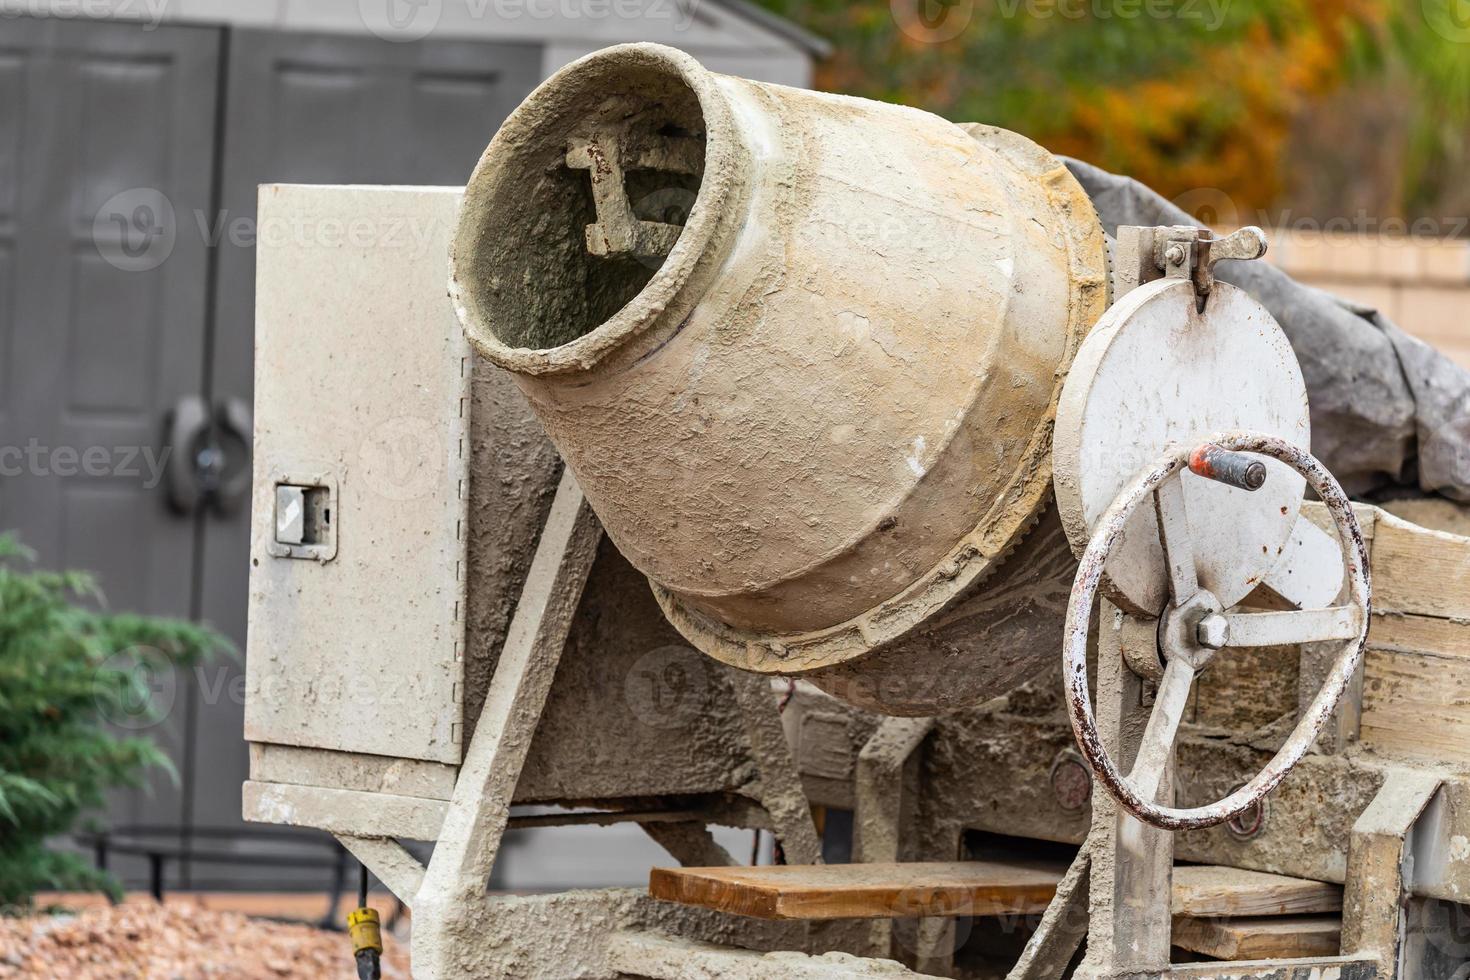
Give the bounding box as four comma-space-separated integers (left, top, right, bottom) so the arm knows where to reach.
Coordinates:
0, 899, 410, 979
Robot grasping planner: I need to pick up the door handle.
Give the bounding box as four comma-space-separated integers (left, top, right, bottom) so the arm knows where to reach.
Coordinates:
212, 396, 253, 516
164, 395, 211, 515
162, 395, 253, 517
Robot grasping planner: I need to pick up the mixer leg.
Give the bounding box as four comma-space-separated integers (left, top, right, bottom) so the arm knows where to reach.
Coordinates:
728, 671, 824, 866
913, 918, 957, 976
640, 821, 736, 867
1077, 603, 1175, 978
411, 471, 603, 980
1006, 849, 1091, 980
855, 716, 936, 958
335, 835, 425, 902
1341, 771, 1443, 978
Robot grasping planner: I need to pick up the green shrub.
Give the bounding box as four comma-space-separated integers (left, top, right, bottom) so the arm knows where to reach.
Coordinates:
0, 534, 227, 907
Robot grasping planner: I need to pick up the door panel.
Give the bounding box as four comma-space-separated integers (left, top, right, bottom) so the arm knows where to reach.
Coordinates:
0, 16, 221, 888
190, 29, 542, 887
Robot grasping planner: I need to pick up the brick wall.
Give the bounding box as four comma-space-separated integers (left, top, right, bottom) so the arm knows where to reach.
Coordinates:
1259, 232, 1470, 369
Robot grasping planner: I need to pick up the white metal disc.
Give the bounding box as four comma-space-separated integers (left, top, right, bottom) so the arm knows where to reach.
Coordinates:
1054, 278, 1310, 616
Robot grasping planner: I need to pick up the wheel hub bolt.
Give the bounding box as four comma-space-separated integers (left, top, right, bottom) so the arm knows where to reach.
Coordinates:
1196, 613, 1230, 649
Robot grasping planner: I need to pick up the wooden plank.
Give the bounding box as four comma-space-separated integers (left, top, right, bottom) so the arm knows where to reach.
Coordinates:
1172, 915, 1342, 960
649, 861, 1341, 922
1361, 648, 1470, 763
1367, 613, 1470, 659
1371, 509, 1470, 620
1171, 865, 1342, 917
651, 860, 1066, 920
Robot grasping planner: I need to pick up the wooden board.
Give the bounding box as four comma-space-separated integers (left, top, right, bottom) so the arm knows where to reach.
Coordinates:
1367, 613, 1470, 659
1349, 508, 1470, 763
1370, 510, 1470, 620
651, 860, 1065, 920
649, 861, 1341, 921
1171, 865, 1342, 917
1173, 915, 1342, 960
1362, 647, 1470, 763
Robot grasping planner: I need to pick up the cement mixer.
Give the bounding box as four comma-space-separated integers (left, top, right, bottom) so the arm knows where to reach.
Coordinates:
242, 42, 1470, 980
449, 41, 1359, 726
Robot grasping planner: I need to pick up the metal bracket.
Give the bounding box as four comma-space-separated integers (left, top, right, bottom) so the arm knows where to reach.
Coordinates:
335, 834, 426, 901
1114, 225, 1268, 310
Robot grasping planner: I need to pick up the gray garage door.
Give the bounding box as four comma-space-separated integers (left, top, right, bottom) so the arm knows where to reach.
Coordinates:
0, 14, 540, 891
0, 15, 221, 889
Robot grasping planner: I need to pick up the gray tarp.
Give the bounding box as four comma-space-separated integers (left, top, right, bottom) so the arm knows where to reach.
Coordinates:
1066, 158, 1470, 503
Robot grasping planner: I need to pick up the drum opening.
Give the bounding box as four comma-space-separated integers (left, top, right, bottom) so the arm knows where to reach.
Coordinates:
452, 46, 724, 364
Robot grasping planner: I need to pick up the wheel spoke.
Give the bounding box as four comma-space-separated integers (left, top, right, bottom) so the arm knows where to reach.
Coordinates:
1221, 606, 1364, 648
1127, 657, 1196, 804
1153, 476, 1197, 604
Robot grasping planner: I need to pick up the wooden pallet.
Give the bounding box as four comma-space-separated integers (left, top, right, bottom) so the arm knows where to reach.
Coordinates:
649, 861, 1342, 922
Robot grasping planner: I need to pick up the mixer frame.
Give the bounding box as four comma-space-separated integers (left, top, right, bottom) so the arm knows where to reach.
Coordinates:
240, 187, 1470, 980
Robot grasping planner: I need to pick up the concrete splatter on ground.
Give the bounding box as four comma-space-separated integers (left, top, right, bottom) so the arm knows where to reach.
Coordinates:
0, 900, 410, 978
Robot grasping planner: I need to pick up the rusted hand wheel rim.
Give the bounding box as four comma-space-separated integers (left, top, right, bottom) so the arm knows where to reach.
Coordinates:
1062, 430, 1371, 831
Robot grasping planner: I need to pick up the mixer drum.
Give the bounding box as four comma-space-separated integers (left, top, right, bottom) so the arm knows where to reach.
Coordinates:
451, 43, 1109, 714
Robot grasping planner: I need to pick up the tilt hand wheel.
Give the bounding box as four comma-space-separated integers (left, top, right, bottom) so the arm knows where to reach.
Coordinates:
1062, 431, 1370, 831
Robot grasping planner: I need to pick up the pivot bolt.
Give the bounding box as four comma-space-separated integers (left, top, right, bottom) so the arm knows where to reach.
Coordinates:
1050, 751, 1093, 814
1196, 613, 1230, 650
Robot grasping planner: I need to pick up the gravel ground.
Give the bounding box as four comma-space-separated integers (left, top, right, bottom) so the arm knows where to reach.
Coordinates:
0, 900, 410, 979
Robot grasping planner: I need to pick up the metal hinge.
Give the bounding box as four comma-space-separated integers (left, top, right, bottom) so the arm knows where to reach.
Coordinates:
1113, 224, 1268, 311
